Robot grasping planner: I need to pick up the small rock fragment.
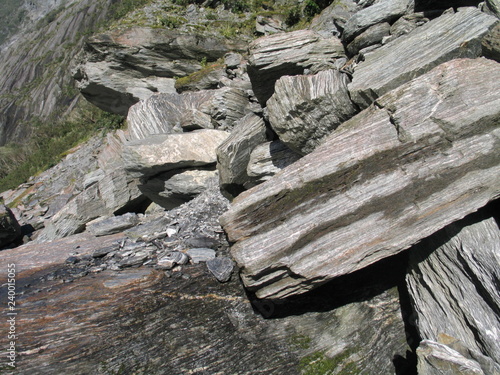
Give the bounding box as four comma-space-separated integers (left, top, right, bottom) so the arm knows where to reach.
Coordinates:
187, 248, 216, 263
207, 257, 234, 282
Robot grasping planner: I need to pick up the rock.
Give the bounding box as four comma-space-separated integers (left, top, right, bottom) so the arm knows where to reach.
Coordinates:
309, 0, 360, 36
87, 213, 140, 237
187, 248, 216, 263
139, 168, 218, 209
220, 58, 500, 299
267, 69, 358, 155
255, 15, 286, 35
406, 213, 500, 364
417, 340, 485, 375
203, 87, 251, 131
123, 129, 230, 179
342, 0, 414, 43
174, 61, 227, 93
346, 22, 391, 55
483, 23, 500, 62
247, 141, 301, 186
206, 256, 234, 282
216, 114, 268, 198
247, 30, 346, 105
348, 7, 498, 109
92, 244, 119, 258
224, 53, 243, 69
485, 0, 500, 18
157, 251, 189, 270
126, 91, 215, 140
0, 205, 22, 248
389, 12, 431, 37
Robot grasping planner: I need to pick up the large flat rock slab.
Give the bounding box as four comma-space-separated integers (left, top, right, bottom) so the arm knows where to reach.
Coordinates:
220, 58, 500, 299
348, 7, 498, 109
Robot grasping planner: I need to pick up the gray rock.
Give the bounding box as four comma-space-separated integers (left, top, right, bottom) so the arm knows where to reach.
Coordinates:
483, 23, 500, 62
224, 53, 243, 69
0, 205, 22, 248
92, 244, 120, 258
309, 0, 360, 36
247, 141, 301, 186
485, 0, 500, 18
216, 114, 268, 198
206, 257, 234, 282
174, 63, 227, 93
348, 7, 498, 109
187, 248, 216, 263
417, 340, 485, 375
406, 215, 500, 364
87, 213, 139, 237
389, 12, 430, 37
220, 58, 500, 299
202, 87, 251, 131
347, 22, 391, 55
247, 30, 346, 105
255, 15, 286, 35
267, 69, 358, 155
342, 0, 414, 43
139, 168, 218, 209
123, 129, 230, 179
157, 251, 189, 270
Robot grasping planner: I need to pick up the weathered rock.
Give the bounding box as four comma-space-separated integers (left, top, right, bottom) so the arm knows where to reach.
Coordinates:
247, 30, 346, 105
203, 87, 251, 131
483, 23, 500, 62
139, 168, 218, 209
0, 204, 22, 248
126, 91, 215, 140
485, 0, 500, 18
220, 58, 500, 299
267, 69, 358, 155
174, 62, 227, 93
207, 256, 234, 282
309, 0, 360, 36
216, 114, 268, 198
187, 248, 216, 263
123, 129, 230, 178
87, 213, 139, 237
342, 0, 414, 42
157, 251, 189, 270
347, 22, 391, 55
406, 213, 500, 364
417, 340, 485, 375
348, 7, 498, 108
247, 141, 301, 186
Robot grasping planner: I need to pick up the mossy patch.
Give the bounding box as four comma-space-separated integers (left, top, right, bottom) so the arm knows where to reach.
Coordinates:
299, 348, 362, 375
175, 59, 225, 91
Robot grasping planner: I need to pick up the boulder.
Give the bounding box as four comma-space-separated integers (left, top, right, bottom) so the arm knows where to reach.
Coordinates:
0, 205, 22, 248
346, 22, 391, 55
309, 0, 360, 36
247, 30, 346, 105
483, 23, 500, 62
406, 214, 500, 364
87, 213, 140, 237
216, 114, 268, 198
342, 0, 414, 43
348, 7, 498, 109
267, 69, 358, 155
139, 168, 218, 209
255, 15, 286, 35
123, 129, 230, 179
220, 58, 500, 299
203, 87, 251, 131
417, 340, 485, 375
247, 141, 301, 186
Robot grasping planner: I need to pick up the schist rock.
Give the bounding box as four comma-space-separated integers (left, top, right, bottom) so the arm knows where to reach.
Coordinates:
220, 58, 500, 299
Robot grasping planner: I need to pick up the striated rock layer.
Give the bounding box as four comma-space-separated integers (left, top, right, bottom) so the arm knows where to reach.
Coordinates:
220, 58, 500, 299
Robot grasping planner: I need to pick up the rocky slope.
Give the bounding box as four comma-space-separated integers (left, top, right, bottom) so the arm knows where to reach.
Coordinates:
0, 0, 499, 374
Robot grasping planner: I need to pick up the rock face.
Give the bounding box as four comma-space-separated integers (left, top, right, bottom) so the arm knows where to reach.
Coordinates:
247, 30, 345, 105
348, 7, 498, 108
267, 69, 358, 155
0, 204, 22, 248
406, 213, 500, 365
220, 58, 500, 299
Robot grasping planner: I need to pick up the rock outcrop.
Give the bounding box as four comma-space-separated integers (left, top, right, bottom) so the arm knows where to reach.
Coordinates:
0, 204, 22, 248
221, 58, 500, 299
348, 7, 498, 108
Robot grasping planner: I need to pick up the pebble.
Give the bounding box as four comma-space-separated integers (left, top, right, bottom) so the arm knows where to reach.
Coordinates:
157, 251, 189, 270
186, 248, 216, 263
206, 257, 234, 283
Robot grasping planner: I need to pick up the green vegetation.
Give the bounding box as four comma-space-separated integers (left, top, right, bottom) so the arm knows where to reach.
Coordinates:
299, 348, 361, 375
108, 0, 152, 23
290, 334, 312, 350
174, 58, 224, 91
0, 103, 124, 193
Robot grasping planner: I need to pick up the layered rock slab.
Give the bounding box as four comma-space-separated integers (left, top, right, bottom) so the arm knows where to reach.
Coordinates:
348, 7, 498, 109
220, 58, 500, 299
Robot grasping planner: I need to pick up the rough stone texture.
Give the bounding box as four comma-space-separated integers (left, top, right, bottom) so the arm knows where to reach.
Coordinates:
216, 114, 268, 197
220, 58, 500, 299
74, 27, 245, 115
203, 87, 251, 131
342, 0, 414, 43
87, 213, 140, 237
0, 204, 22, 248
406, 214, 500, 364
123, 129, 230, 179
207, 256, 235, 282
139, 168, 218, 209
348, 7, 498, 109
485, 0, 500, 18
247, 30, 346, 105
347, 22, 391, 55
309, 0, 360, 36
126, 91, 214, 140
483, 23, 500, 62
417, 340, 485, 375
247, 141, 301, 186
255, 14, 286, 35
267, 69, 358, 155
